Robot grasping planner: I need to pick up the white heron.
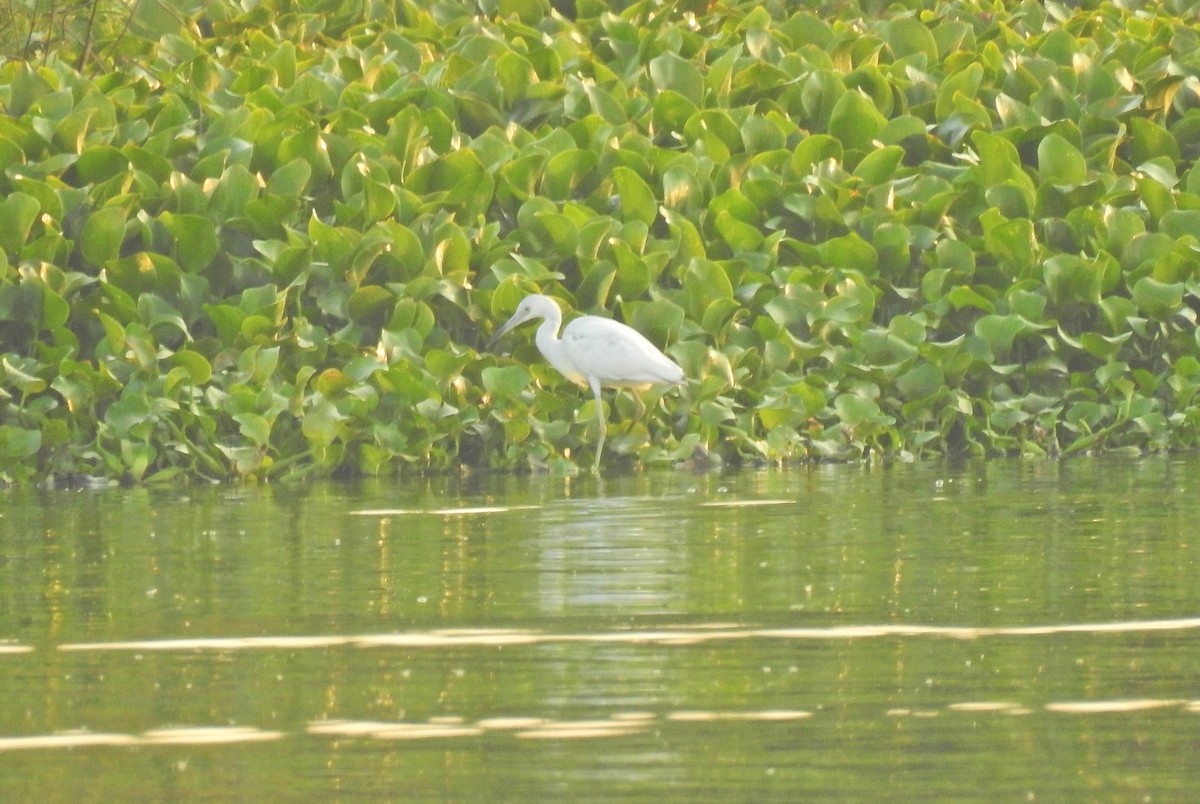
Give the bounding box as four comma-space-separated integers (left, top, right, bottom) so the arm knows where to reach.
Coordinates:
487, 294, 686, 472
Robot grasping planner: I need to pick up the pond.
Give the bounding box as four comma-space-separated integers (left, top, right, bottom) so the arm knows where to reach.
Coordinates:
1, 457, 1198, 800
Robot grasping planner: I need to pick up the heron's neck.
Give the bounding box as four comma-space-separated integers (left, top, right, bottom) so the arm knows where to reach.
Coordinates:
535, 310, 562, 344
534, 311, 582, 384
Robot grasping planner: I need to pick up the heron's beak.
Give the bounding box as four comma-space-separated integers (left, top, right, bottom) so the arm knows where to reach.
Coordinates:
484, 327, 508, 351
485, 312, 522, 351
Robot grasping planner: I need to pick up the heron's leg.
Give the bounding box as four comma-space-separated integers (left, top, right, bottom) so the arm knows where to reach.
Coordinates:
590, 377, 606, 473
671, 381, 690, 432
609, 391, 648, 436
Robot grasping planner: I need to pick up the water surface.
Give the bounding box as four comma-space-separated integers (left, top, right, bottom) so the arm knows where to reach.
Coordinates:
1, 457, 1197, 799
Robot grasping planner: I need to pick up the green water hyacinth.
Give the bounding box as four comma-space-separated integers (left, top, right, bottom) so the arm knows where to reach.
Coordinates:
5, 0, 1200, 483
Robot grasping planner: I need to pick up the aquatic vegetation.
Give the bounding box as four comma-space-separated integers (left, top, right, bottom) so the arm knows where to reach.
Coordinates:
4, 0, 1200, 482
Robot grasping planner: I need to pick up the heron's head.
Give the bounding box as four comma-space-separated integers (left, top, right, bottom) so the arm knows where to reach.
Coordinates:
486, 294, 561, 349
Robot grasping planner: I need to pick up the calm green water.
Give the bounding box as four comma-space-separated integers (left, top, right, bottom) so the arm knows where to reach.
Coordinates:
1, 457, 1198, 800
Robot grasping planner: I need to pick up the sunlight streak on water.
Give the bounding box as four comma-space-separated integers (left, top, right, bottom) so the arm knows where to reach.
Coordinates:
1044, 700, 1189, 713
52, 615, 1200, 653
307, 720, 485, 739
0, 727, 283, 751
697, 499, 796, 508
348, 505, 542, 516
306, 711, 815, 741
4, 701, 1195, 754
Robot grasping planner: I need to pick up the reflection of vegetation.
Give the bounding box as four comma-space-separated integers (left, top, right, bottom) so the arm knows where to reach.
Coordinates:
5, 1, 1200, 483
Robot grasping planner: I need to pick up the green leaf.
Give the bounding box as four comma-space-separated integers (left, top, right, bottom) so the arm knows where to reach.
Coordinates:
42, 287, 70, 331
1043, 254, 1102, 307
714, 210, 762, 251
945, 285, 994, 312
266, 158, 312, 199
278, 126, 333, 180
170, 349, 212, 384
204, 304, 246, 345
482, 365, 533, 399
683, 259, 734, 321
2, 356, 46, 394
161, 212, 220, 272
936, 63, 983, 122
1131, 276, 1183, 320
741, 114, 786, 154
1128, 117, 1180, 163
244, 195, 300, 238
896, 363, 944, 401
234, 412, 272, 447
541, 149, 597, 200
0, 425, 41, 459
76, 145, 129, 184
80, 207, 127, 267
138, 293, 189, 340
1037, 133, 1086, 185
313, 368, 355, 396
973, 131, 1030, 189
833, 393, 891, 427
361, 177, 397, 223
611, 166, 657, 226
790, 134, 842, 176
624, 298, 686, 348
828, 91, 886, 152
652, 89, 698, 135
853, 146, 905, 184
974, 314, 1027, 356
883, 17, 938, 62
860, 328, 917, 364
0, 192, 41, 257
104, 393, 151, 437
495, 49, 535, 105
210, 164, 262, 221
529, 210, 576, 256
934, 239, 975, 274
302, 398, 343, 448
50, 363, 94, 412
984, 217, 1036, 274
94, 310, 125, 353
649, 52, 704, 106
1160, 210, 1200, 242
347, 285, 395, 324
818, 233, 877, 274
701, 297, 740, 335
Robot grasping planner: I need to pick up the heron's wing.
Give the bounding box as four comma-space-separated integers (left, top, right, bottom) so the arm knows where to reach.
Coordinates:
561, 316, 684, 387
